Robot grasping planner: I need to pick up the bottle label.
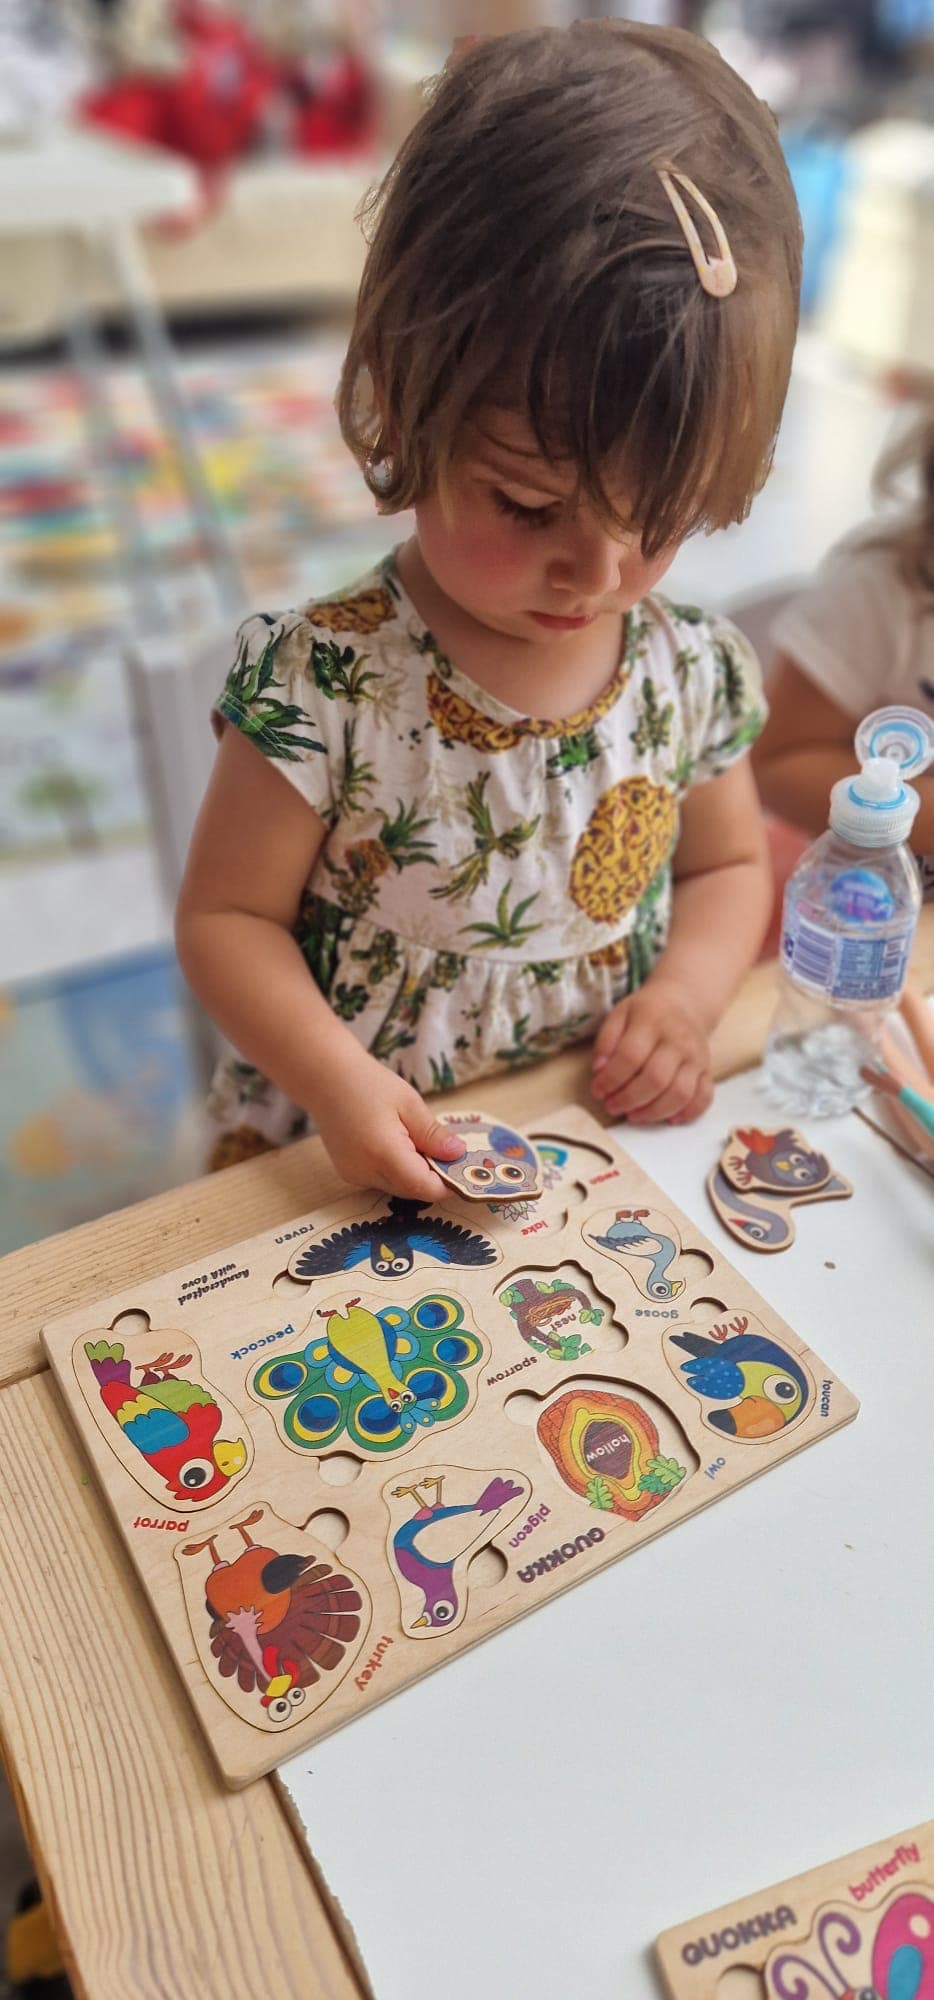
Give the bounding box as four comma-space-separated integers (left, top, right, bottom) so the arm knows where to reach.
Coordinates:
780, 903, 914, 1001
826, 867, 896, 925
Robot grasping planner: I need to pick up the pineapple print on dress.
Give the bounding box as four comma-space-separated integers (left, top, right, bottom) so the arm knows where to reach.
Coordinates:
570, 776, 677, 924
324, 802, 437, 917
309, 585, 397, 636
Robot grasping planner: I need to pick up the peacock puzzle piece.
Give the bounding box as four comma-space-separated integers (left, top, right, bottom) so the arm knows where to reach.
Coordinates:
655, 1817, 934, 2000
249, 1289, 486, 1456
177, 1505, 370, 1733
707, 1124, 853, 1252
536, 1384, 690, 1521
287, 1194, 498, 1282
665, 1309, 812, 1442
583, 1203, 686, 1302
435, 1110, 544, 1203
75, 1332, 252, 1510
385, 1467, 530, 1638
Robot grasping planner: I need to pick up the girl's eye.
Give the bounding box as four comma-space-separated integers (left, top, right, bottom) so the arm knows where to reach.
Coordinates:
492, 490, 558, 531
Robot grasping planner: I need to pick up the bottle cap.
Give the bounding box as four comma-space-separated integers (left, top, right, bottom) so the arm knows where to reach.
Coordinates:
830, 704, 934, 846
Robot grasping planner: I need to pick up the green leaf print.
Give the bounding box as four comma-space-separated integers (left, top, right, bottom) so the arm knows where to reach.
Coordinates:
427, 1052, 457, 1092
585, 1475, 616, 1511
712, 637, 749, 719
431, 774, 539, 903
309, 638, 379, 703
494, 1011, 591, 1067
638, 1455, 687, 1496
630, 676, 674, 755
295, 893, 354, 995
218, 636, 324, 762
335, 718, 376, 815
546, 727, 602, 776
460, 885, 542, 949
331, 982, 369, 1021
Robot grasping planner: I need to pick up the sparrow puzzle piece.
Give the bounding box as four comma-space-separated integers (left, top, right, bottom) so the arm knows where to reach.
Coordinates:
707, 1125, 853, 1253
655, 1817, 934, 1999
435, 1111, 544, 1203
43, 1106, 859, 1787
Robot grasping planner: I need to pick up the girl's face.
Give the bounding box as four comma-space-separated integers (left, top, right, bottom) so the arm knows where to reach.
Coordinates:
413, 412, 679, 641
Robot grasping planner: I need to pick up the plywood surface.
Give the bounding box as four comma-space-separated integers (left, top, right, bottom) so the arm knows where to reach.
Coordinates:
43, 1107, 857, 1787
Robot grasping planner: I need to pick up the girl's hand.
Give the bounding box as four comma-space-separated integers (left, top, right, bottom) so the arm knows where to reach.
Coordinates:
590, 976, 713, 1125
313, 1049, 465, 1200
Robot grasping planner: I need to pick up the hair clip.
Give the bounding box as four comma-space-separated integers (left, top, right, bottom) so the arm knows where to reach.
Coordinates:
657, 167, 737, 299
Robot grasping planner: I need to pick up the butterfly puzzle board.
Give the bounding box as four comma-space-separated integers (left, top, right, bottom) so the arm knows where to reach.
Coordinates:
655, 1818, 934, 1998
42, 1105, 858, 1788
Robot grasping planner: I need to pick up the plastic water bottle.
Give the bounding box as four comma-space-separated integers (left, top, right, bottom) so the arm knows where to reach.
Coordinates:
763, 705, 934, 1118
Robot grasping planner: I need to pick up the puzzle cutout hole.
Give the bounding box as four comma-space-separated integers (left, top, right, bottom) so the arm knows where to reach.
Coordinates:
272, 1270, 311, 1300
305, 1507, 351, 1551
110, 1309, 151, 1338
677, 1248, 716, 1283
715, 1967, 762, 1997
690, 1296, 728, 1317
466, 1545, 508, 1589
503, 1390, 540, 1427
317, 1452, 364, 1487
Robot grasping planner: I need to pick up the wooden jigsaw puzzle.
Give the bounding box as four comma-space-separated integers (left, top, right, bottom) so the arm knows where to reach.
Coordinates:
655, 1818, 934, 1998
43, 1106, 859, 1787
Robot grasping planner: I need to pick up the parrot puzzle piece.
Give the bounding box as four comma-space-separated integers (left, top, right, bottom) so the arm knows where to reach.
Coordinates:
178, 1504, 371, 1733
75, 1328, 252, 1510
385, 1465, 530, 1639
434, 1111, 544, 1203
584, 1203, 686, 1302
708, 1125, 853, 1252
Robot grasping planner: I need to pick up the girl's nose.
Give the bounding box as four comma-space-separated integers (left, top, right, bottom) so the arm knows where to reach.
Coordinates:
547, 523, 623, 601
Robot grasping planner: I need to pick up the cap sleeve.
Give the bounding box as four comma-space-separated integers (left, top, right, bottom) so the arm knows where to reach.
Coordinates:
213, 609, 343, 824
770, 530, 911, 720
668, 606, 767, 786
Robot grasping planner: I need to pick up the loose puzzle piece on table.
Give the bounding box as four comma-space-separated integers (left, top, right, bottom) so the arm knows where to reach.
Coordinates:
707, 1124, 853, 1252
655, 1817, 934, 1998
42, 1104, 858, 1788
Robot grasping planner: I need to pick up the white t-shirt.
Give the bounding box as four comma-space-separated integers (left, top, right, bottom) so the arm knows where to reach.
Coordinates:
771, 523, 934, 896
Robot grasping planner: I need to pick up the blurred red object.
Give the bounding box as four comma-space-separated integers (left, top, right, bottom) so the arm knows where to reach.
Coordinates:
80, 2, 274, 172
286, 49, 376, 158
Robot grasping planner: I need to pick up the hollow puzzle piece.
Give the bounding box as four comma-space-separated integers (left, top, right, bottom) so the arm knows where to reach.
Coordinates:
583, 1202, 687, 1302
177, 1504, 371, 1732
435, 1110, 544, 1203
384, 1465, 531, 1638
707, 1124, 853, 1253
248, 1287, 487, 1456
664, 1307, 813, 1444
654, 1817, 934, 2000
73, 1328, 253, 1510
285, 1193, 499, 1283
535, 1379, 693, 1523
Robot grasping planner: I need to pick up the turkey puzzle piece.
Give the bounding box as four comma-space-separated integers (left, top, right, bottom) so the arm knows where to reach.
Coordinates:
707, 1124, 852, 1253
385, 1464, 530, 1639
177, 1504, 371, 1732
435, 1110, 544, 1204
584, 1203, 687, 1302
74, 1327, 252, 1511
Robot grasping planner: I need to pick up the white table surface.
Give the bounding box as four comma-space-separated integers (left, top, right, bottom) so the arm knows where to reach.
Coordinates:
279, 1066, 934, 2000
0, 124, 196, 234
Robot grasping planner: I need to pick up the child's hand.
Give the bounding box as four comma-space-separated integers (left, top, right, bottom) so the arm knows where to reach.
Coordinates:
590, 976, 713, 1125
313, 1050, 465, 1200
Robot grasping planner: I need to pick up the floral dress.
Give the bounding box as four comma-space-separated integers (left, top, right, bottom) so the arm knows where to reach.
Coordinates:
206, 549, 765, 1165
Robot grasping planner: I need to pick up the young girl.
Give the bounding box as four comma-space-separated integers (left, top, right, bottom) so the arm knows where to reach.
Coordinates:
753, 411, 934, 895
176, 19, 802, 1200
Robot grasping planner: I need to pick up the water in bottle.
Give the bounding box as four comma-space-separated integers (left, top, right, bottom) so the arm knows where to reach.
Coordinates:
763, 705, 934, 1118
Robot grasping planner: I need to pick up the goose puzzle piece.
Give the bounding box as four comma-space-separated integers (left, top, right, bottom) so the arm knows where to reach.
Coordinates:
42, 1106, 858, 1788
655, 1818, 934, 1998
707, 1124, 853, 1252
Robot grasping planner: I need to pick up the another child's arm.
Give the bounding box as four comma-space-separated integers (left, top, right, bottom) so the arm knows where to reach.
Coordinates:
590, 757, 770, 1123
754, 655, 934, 847
176, 727, 464, 1198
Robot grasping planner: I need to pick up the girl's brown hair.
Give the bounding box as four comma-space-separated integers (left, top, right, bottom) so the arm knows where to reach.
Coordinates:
338, 20, 802, 557
872, 411, 934, 598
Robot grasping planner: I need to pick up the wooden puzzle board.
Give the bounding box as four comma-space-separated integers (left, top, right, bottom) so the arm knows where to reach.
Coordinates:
656, 1819, 934, 1997
42, 1106, 858, 1788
